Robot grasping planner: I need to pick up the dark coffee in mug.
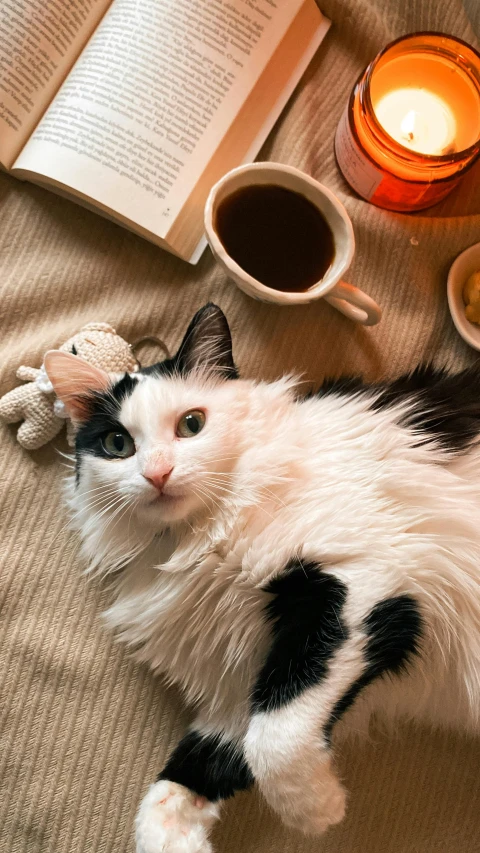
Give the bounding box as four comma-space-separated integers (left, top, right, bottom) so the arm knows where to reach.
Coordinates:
214, 184, 335, 293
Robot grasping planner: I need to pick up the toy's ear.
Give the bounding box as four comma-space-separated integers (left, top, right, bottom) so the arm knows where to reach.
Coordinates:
44, 351, 110, 422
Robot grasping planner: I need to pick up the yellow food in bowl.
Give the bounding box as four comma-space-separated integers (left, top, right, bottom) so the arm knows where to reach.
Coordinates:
463, 270, 480, 324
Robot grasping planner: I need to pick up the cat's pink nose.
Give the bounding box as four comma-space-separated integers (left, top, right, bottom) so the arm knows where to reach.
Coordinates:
143, 467, 173, 492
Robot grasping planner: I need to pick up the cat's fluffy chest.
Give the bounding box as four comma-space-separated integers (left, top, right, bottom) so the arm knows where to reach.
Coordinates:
103, 528, 273, 723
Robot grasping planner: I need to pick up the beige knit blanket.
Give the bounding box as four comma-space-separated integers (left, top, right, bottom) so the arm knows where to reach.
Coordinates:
1, 2, 479, 851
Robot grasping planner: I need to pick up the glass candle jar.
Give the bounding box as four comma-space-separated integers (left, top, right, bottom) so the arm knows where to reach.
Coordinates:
335, 33, 480, 211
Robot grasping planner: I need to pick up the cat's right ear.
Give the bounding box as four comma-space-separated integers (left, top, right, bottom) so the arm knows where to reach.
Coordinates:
44, 351, 110, 422
175, 303, 237, 378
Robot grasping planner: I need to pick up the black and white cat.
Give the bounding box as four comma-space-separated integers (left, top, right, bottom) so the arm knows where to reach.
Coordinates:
45, 304, 480, 853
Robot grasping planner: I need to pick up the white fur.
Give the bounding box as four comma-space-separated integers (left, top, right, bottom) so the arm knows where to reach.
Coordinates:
244, 629, 366, 833
67, 371, 480, 851
136, 780, 219, 853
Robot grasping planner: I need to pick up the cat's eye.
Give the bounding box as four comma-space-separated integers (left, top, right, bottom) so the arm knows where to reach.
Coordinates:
176, 410, 206, 438
102, 431, 135, 458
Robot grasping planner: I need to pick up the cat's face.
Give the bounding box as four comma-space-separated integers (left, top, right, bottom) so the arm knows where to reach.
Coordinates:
45, 304, 244, 529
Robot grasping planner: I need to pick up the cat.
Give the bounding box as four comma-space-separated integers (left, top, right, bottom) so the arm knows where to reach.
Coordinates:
45, 303, 480, 853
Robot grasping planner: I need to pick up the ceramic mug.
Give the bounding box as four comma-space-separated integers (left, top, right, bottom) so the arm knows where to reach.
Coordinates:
204, 162, 382, 326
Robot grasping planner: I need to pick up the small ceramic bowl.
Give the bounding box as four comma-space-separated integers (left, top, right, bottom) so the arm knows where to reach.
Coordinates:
447, 242, 480, 350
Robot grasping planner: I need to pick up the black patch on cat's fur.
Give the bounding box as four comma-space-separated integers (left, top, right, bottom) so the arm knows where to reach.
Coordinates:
252, 560, 348, 713
374, 365, 480, 452
70, 344, 77, 355
324, 595, 422, 742
141, 357, 180, 379
158, 730, 254, 801
75, 373, 138, 463
109, 373, 139, 405
317, 375, 365, 397
142, 304, 238, 380
318, 364, 480, 454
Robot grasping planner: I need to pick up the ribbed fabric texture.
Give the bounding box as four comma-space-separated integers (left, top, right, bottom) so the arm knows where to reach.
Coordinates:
1, 2, 479, 851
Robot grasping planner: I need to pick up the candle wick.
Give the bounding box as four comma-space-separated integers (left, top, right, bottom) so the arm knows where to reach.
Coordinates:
400, 109, 417, 144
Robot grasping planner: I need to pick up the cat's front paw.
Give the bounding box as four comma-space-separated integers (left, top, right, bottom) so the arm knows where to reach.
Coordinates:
135, 780, 219, 853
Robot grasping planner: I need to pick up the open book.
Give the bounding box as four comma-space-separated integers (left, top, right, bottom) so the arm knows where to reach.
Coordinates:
0, 1, 330, 263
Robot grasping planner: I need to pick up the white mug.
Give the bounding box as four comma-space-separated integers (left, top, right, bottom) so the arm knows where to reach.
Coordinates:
204, 162, 382, 326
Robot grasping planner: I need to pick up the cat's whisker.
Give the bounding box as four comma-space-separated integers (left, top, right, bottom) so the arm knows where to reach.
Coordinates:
200, 455, 239, 465
81, 499, 125, 525
193, 485, 226, 520
108, 500, 141, 540
85, 511, 136, 560
76, 483, 124, 499
201, 479, 239, 497
201, 479, 278, 521
105, 495, 133, 521
203, 474, 285, 504
125, 496, 143, 544
77, 484, 122, 501
191, 485, 216, 515
84, 483, 125, 498
56, 448, 75, 462
203, 472, 289, 507
77, 489, 126, 511
83, 495, 131, 529
75, 485, 138, 508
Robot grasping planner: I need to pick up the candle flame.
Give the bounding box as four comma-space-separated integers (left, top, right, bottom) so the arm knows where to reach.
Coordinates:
375, 89, 457, 156
400, 109, 417, 141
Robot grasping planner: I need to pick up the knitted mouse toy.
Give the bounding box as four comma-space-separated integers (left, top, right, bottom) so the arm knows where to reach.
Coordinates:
0, 323, 138, 450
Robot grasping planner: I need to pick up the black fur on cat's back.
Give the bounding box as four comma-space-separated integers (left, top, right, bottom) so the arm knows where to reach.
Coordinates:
318, 363, 480, 454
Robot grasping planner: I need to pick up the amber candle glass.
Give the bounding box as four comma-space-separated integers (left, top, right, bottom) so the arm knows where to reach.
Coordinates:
335, 33, 480, 211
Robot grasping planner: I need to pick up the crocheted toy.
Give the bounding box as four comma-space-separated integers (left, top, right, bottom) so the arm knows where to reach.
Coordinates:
0, 323, 138, 450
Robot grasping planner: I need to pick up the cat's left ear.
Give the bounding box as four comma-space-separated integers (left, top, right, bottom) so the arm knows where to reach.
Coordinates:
44, 351, 111, 422
175, 303, 237, 378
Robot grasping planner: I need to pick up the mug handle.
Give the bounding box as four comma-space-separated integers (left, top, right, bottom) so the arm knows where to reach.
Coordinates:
323, 281, 382, 326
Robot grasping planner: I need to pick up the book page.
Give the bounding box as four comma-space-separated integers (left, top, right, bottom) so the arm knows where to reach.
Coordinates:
13, 0, 320, 240
170, 3, 330, 263
0, 0, 112, 168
